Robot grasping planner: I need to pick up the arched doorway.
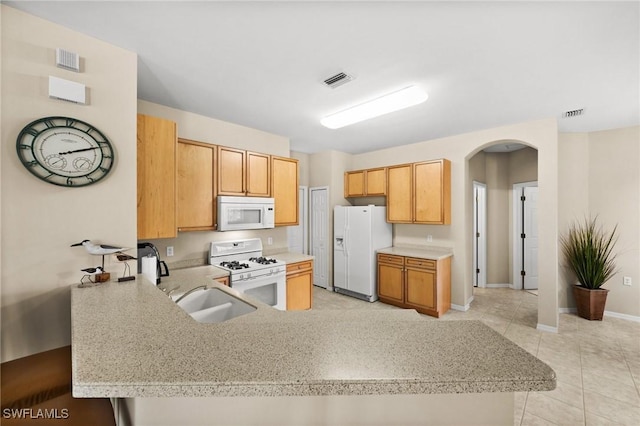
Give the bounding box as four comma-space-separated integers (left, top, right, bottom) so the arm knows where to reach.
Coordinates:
466, 140, 540, 326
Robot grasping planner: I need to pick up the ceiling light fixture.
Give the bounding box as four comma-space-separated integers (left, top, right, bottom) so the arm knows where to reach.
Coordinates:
321, 85, 428, 129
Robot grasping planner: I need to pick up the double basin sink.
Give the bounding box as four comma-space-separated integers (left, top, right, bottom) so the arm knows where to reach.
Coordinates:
171, 287, 256, 323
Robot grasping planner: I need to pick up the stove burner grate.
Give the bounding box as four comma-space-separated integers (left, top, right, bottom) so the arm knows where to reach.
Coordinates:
249, 257, 277, 265
220, 261, 250, 270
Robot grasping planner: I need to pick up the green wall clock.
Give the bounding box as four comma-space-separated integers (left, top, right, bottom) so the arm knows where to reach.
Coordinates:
16, 116, 115, 187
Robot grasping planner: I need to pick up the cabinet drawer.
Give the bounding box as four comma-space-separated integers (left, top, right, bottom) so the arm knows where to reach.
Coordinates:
377, 254, 404, 266
286, 260, 313, 274
405, 257, 436, 269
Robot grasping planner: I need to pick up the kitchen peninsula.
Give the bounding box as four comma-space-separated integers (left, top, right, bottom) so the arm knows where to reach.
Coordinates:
71, 267, 555, 426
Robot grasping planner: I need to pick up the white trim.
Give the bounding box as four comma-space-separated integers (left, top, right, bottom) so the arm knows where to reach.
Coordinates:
486, 283, 511, 288
512, 181, 538, 291
604, 310, 640, 323
536, 323, 558, 333
451, 295, 475, 312
472, 181, 487, 288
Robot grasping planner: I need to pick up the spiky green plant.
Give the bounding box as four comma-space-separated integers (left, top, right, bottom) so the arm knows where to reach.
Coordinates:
560, 217, 618, 289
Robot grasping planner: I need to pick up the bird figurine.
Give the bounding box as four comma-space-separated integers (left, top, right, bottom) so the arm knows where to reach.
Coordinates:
71, 240, 130, 285
115, 252, 136, 262
114, 252, 137, 282
79, 266, 105, 286
71, 240, 128, 255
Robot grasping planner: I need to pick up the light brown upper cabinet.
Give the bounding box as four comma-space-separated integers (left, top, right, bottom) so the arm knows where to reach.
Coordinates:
217, 147, 270, 197
246, 151, 271, 197
137, 114, 177, 239
177, 139, 216, 231
386, 159, 451, 225
271, 156, 299, 226
413, 159, 451, 225
344, 170, 365, 197
386, 164, 413, 223
344, 167, 387, 198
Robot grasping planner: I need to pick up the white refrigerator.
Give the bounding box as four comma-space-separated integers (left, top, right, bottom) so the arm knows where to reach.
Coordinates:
333, 205, 392, 302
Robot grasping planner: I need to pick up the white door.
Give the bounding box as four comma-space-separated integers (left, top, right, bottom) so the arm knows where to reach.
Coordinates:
473, 182, 487, 288
310, 187, 329, 289
523, 186, 539, 290
333, 206, 347, 291
287, 186, 308, 254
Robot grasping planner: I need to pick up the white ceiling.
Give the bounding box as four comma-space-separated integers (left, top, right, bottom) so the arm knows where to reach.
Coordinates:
6, 1, 639, 154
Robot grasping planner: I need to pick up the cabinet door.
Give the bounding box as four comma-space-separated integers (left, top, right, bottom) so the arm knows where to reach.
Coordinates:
365, 168, 387, 196
405, 266, 436, 310
286, 269, 313, 310
217, 146, 245, 195
137, 114, 177, 239
177, 140, 216, 231
271, 156, 299, 226
246, 151, 271, 197
344, 171, 365, 197
377, 262, 404, 303
386, 164, 413, 223
414, 159, 451, 224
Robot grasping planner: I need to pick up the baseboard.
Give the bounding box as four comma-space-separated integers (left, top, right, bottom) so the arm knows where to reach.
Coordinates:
557, 307, 640, 322
536, 323, 558, 333
604, 310, 640, 323
451, 295, 474, 312
486, 283, 511, 288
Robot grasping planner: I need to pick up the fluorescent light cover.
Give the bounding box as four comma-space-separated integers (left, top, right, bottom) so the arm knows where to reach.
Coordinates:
321, 85, 428, 129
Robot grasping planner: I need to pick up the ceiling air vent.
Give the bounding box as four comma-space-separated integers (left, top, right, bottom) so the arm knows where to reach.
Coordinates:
563, 108, 584, 118
323, 72, 354, 89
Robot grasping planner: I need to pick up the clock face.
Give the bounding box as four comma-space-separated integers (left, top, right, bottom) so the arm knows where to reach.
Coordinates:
16, 117, 115, 187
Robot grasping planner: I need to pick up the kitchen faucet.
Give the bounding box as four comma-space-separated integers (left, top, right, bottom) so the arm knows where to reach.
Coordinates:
174, 285, 208, 303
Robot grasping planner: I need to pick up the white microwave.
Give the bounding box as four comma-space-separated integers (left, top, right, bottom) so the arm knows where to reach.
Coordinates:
217, 196, 275, 231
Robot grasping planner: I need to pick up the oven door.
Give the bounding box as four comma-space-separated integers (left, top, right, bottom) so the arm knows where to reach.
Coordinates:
232, 273, 286, 310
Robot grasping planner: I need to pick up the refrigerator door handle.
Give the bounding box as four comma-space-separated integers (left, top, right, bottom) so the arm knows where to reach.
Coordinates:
344, 226, 349, 256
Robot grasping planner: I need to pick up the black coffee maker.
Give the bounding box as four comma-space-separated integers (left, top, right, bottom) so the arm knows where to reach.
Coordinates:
137, 242, 170, 284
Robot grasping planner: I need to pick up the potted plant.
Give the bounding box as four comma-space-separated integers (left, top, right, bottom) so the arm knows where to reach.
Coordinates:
560, 217, 618, 320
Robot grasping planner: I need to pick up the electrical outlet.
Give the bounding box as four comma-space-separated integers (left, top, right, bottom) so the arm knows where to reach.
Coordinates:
427, 235, 433, 243
166, 246, 174, 257
623, 276, 632, 286
267, 237, 273, 246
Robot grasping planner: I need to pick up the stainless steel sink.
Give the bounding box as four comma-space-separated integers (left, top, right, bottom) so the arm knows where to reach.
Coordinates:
172, 287, 256, 323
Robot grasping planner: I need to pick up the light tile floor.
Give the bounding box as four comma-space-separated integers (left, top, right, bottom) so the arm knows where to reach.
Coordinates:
312, 286, 640, 426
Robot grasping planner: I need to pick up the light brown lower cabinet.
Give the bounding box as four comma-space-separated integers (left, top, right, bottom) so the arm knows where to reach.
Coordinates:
286, 260, 313, 310
214, 276, 230, 286
377, 254, 451, 318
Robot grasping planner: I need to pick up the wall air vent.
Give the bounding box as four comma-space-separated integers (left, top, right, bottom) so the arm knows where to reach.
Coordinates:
323, 72, 354, 89
562, 108, 584, 118
56, 48, 80, 72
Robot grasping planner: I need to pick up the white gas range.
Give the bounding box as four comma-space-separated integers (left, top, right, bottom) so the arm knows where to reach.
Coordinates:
209, 238, 286, 310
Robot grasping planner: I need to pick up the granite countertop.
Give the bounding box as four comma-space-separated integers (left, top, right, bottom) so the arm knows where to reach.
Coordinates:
71, 267, 554, 398
266, 250, 314, 264
378, 245, 454, 260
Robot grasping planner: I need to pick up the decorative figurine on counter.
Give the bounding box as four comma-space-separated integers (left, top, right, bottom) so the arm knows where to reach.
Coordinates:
79, 266, 105, 287
71, 239, 131, 285
115, 252, 136, 282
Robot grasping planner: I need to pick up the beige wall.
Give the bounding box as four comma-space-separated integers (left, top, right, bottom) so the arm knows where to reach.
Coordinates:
1, 6, 138, 361
291, 151, 310, 187
485, 153, 510, 284
307, 150, 352, 287
557, 128, 640, 318
587, 127, 639, 317
467, 148, 538, 286
350, 120, 559, 329
136, 101, 292, 265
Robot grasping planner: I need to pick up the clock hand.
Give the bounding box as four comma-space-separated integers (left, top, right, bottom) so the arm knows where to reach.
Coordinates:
58, 147, 100, 155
